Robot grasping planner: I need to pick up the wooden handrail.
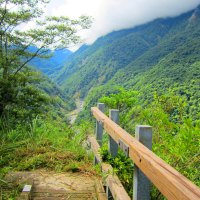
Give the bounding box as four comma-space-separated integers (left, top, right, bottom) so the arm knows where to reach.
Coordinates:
91, 106, 200, 200
88, 135, 130, 200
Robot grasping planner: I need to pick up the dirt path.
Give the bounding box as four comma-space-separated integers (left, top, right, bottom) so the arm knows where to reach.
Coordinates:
67, 99, 84, 124
5, 170, 105, 199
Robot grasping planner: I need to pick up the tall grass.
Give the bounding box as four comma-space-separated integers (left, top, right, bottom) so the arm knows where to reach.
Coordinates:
0, 117, 94, 199
1, 117, 94, 171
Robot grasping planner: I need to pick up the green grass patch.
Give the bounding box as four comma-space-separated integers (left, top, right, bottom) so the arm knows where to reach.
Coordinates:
0, 118, 95, 199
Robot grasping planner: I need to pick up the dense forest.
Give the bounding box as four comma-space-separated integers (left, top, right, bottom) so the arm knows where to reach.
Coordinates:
0, 0, 199, 199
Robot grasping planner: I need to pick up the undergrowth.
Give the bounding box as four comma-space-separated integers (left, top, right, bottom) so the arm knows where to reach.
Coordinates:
98, 90, 200, 199
100, 146, 134, 197
0, 118, 94, 199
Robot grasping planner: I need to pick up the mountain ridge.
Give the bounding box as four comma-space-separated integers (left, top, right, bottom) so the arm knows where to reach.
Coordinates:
29, 47, 72, 77
54, 7, 197, 97
32, 5, 200, 121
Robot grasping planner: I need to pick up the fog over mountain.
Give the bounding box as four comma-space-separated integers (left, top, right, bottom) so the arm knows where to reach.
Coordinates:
46, 0, 200, 47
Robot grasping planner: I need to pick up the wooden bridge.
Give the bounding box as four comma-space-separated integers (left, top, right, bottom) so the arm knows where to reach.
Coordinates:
16, 103, 200, 200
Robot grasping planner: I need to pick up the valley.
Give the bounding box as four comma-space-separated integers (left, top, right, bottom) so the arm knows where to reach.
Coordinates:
67, 99, 84, 124
0, 1, 200, 199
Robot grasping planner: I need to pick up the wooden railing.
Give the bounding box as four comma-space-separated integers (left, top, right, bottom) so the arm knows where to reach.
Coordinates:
88, 103, 200, 200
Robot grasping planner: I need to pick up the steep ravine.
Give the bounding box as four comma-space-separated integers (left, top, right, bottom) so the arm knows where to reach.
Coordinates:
67, 99, 84, 124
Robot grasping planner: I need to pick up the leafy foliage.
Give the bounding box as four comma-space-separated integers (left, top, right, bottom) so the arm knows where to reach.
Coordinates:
0, 69, 49, 123
0, 0, 91, 121
99, 88, 138, 110
98, 89, 200, 199
100, 147, 134, 197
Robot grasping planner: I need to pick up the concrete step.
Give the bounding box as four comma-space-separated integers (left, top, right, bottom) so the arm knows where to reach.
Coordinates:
32, 195, 95, 200
33, 197, 95, 200
31, 189, 96, 199
5, 171, 105, 200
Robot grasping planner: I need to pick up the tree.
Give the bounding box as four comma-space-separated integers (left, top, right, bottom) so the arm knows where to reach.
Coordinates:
100, 88, 138, 110
0, 0, 92, 118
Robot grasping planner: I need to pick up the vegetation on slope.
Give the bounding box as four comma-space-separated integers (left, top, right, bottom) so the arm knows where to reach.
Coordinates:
29, 47, 72, 77
0, 1, 199, 199
56, 8, 195, 98
74, 6, 200, 124
0, 1, 93, 199
68, 6, 200, 199
98, 89, 200, 199
0, 118, 94, 199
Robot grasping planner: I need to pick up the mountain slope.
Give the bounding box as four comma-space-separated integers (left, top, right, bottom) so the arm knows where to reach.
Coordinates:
29, 47, 72, 77
55, 8, 195, 97
53, 5, 200, 121
87, 7, 200, 120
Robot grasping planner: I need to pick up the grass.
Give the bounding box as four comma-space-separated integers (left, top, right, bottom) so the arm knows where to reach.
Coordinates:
0, 117, 95, 199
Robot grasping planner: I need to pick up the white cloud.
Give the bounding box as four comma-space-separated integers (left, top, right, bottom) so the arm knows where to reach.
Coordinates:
45, 0, 200, 50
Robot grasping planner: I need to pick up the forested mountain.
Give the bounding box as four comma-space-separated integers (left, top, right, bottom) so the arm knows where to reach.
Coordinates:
36, 73, 76, 114
58, 6, 200, 194
1, 1, 200, 199
55, 6, 200, 113
29, 47, 72, 77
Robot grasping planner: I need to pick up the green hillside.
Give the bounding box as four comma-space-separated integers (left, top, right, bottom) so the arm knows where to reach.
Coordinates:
55, 6, 200, 122
56, 8, 196, 97
1, 1, 200, 199
36, 73, 76, 115
29, 47, 72, 77
54, 8, 200, 195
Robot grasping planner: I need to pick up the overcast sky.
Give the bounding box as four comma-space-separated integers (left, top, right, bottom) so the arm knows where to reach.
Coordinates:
45, 0, 200, 50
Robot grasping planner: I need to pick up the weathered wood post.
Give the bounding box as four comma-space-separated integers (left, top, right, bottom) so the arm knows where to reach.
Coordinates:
108, 109, 119, 157
96, 103, 105, 147
94, 103, 105, 165
133, 125, 152, 200
105, 109, 119, 200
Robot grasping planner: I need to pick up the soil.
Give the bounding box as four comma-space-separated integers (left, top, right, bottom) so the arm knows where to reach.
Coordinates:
5, 170, 105, 199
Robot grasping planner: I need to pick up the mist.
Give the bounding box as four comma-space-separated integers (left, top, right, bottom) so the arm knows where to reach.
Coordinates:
46, 0, 200, 49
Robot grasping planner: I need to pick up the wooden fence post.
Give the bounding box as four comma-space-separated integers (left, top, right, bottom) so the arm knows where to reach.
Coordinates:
96, 103, 105, 147
108, 109, 119, 157
133, 125, 152, 200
